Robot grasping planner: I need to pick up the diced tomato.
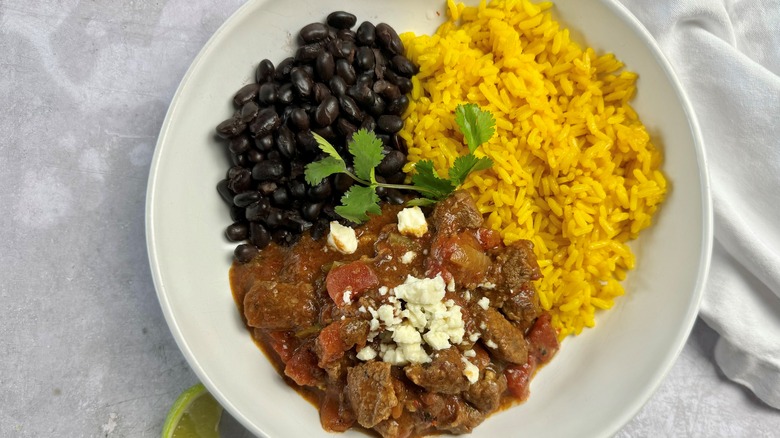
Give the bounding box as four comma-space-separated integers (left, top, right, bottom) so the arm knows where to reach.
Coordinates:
504, 354, 537, 401
476, 228, 502, 251
316, 321, 350, 366
263, 330, 298, 364
527, 313, 560, 365
320, 387, 355, 432
284, 344, 325, 387
325, 262, 379, 305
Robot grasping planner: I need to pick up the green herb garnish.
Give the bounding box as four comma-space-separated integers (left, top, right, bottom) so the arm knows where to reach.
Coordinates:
304, 103, 496, 223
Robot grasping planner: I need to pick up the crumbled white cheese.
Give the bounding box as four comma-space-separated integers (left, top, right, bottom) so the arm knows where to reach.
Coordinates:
469, 332, 481, 343
378, 286, 388, 296
479, 322, 487, 330
397, 207, 428, 237
447, 278, 456, 292
357, 346, 377, 361
327, 221, 358, 254
342, 289, 352, 304
358, 306, 367, 313
462, 357, 480, 383
464, 290, 471, 301
477, 297, 490, 310
400, 251, 416, 264
485, 339, 498, 349
479, 282, 497, 290
464, 349, 476, 358
364, 274, 466, 366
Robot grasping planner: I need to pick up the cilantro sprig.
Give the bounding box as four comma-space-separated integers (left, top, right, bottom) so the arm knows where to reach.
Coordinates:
304, 103, 496, 223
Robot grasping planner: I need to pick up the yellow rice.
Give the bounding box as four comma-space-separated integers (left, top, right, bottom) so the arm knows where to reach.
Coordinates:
399, 0, 667, 339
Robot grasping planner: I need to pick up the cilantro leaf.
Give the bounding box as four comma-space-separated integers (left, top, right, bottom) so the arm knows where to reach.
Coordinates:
348, 129, 385, 183
411, 160, 455, 200
406, 198, 438, 207
304, 156, 347, 186
454, 103, 496, 153
312, 132, 344, 161
335, 185, 382, 223
449, 154, 494, 186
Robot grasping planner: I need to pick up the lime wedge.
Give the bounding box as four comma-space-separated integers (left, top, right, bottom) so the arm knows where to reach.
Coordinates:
162, 383, 223, 438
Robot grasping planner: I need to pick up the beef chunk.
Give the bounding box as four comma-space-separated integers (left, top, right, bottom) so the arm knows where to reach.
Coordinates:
474, 307, 528, 364
432, 190, 483, 234
464, 369, 507, 413
405, 347, 470, 394
491, 240, 541, 291
500, 284, 541, 331
284, 342, 326, 387
243, 281, 317, 330
419, 393, 485, 434
346, 362, 398, 428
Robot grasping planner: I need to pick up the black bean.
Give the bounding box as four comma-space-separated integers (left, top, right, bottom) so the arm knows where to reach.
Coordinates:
391, 55, 417, 77
392, 133, 408, 154
377, 150, 405, 176
313, 125, 336, 140
256, 59, 275, 84
360, 115, 376, 132
233, 83, 260, 107
376, 135, 391, 148
289, 180, 307, 199
302, 201, 324, 220
227, 167, 252, 193
384, 188, 405, 205
308, 178, 332, 200
316, 51, 335, 81
290, 67, 313, 98
245, 198, 270, 221
249, 222, 271, 249
255, 134, 274, 152
335, 58, 356, 85
266, 150, 281, 161
295, 43, 323, 63
336, 117, 357, 139
356, 21, 376, 45
347, 84, 375, 107
265, 208, 284, 228
276, 125, 296, 159
367, 95, 386, 117
327, 11, 357, 29
375, 23, 404, 55
373, 80, 400, 100
276, 83, 294, 106
272, 186, 291, 207
272, 229, 294, 245
274, 57, 295, 81
329, 76, 347, 97
290, 108, 310, 131
282, 210, 313, 233
216, 116, 246, 139
226, 222, 249, 241
322, 204, 339, 220
257, 181, 278, 195
312, 82, 331, 103
315, 96, 340, 127
252, 160, 284, 181
373, 48, 387, 76
257, 83, 277, 105
386, 171, 406, 185
239, 101, 259, 124
355, 46, 375, 72
333, 172, 354, 193
247, 148, 264, 163
377, 115, 403, 134
337, 29, 356, 42
338, 95, 364, 123
329, 39, 356, 63
231, 153, 247, 167
229, 135, 251, 154
311, 218, 329, 240
217, 179, 234, 204
387, 95, 409, 116
296, 130, 318, 153
233, 190, 261, 208
356, 72, 374, 88
396, 76, 413, 94
299, 22, 329, 44
290, 161, 305, 179
234, 244, 258, 263
230, 205, 244, 222
249, 108, 281, 137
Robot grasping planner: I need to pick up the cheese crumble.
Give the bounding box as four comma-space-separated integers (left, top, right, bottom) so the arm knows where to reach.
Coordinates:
327, 221, 358, 254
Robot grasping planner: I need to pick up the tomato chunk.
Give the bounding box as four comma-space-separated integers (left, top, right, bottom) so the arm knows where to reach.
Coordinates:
504, 354, 537, 401
262, 330, 299, 364
527, 313, 560, 364
284, 344, 325, 387
316, 319, 370, 366
326, 262, 379, 305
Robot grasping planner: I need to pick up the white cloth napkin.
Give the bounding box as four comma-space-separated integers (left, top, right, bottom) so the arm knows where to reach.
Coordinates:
616, 0, 780, 409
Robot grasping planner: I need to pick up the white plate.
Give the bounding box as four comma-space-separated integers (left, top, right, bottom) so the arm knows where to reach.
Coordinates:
146, 0, 712, 436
